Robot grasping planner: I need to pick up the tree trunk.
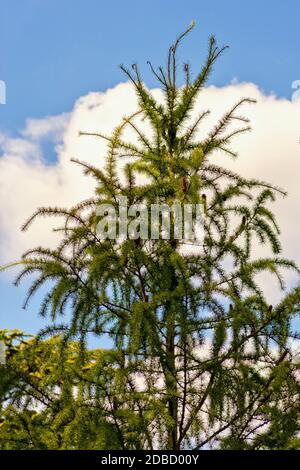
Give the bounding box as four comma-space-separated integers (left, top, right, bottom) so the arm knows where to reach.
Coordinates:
165, 268, 178, 450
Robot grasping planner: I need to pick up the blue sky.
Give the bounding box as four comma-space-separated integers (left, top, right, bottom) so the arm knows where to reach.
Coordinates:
1, 0, 300, 335
1, 0, 300, 133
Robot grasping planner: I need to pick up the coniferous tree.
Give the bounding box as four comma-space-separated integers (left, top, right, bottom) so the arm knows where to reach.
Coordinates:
2, 23, 300, 449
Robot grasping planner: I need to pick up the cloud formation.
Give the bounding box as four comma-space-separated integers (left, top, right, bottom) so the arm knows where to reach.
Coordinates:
0, 81, 299, 300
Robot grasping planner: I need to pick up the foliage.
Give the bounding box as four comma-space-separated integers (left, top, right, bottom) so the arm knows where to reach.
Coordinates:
1, 23, 300, 449
0, 331, 127, 449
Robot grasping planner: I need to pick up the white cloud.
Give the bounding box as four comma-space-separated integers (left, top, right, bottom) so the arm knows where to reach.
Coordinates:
0, 80, 300, 301
22, 113, 70, 141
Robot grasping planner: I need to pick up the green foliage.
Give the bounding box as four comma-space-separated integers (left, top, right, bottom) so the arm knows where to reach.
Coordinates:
1, 22, 300, 449
0, 332, 129, 449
